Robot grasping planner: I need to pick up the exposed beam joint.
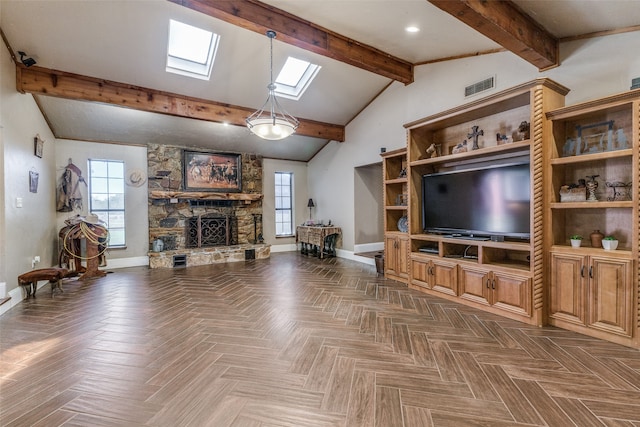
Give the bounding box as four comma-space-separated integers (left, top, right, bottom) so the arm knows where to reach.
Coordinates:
169, 0, 414, 84
428, 0, 558, 70
16, 65, 345, 142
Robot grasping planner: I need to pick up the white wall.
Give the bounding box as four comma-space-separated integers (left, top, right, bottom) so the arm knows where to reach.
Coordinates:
309, 31, 640, 253
1, 37, 57, 296
354, 162, 383, 251
262, 158, 308, 251
54, 139, 149, 268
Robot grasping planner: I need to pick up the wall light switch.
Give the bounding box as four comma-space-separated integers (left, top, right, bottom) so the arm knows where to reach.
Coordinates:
16, 197, 23, 208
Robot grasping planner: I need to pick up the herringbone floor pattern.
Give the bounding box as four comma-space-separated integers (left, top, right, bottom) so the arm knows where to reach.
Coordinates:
1, 252, 640, 426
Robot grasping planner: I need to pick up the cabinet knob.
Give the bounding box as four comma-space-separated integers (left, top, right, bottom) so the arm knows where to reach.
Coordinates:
589, 266, 593, 279
492, 279, 496, 290
581, 265, 585, 278
486, 278, 491, 289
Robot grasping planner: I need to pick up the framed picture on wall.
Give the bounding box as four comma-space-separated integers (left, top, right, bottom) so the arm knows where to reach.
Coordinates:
29, 169, 39, 193
34, 135, 44, 158
183, 150, 242, 192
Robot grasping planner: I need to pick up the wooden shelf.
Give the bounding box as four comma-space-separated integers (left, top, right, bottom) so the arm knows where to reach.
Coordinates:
550, 148, 633, 165
550, 245, 633, 257
410, 140, 530, 167
385, 177, 408, 184
150, 191, 262, 204
550, 201, 634, 209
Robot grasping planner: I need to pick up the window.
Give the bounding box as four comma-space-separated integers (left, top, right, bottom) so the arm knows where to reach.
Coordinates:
89, 159, 125, 247
275, 57, 321, 100
275, 172, 294, 236
166, 19, 219, 80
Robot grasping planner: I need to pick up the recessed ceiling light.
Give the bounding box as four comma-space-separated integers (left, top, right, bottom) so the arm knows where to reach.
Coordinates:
405, 26, 420, 33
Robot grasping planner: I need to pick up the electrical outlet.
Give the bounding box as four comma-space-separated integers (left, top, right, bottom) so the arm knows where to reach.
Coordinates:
34, 256, 40, 263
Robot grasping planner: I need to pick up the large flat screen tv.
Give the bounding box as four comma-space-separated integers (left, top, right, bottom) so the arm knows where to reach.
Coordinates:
422, 162, 531, 240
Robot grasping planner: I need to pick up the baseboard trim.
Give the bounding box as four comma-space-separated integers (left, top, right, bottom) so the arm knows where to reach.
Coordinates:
270, 244, 298, 253
0, 286, 25, 317
336, 249, 376, 266
353, 242, 384, 254
105, 256, 149, 269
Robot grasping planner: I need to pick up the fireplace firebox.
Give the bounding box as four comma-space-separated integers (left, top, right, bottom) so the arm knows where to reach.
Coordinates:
186, 215, 237, 248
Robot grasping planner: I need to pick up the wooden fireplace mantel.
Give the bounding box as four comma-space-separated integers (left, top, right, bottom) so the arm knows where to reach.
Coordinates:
150, 190, 262, 204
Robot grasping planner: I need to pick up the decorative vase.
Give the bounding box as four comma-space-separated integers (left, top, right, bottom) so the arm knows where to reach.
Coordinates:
570, 239, 582, 248
590, 230, 604, 248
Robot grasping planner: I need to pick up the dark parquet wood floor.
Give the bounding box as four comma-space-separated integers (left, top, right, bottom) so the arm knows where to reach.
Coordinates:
1, 252, 640, 426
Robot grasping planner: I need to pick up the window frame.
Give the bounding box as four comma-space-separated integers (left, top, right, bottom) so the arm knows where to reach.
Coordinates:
275, 57, 321, 101
274, 171, 294, 237
166, 19, 220, 80
88, 159, 126, 248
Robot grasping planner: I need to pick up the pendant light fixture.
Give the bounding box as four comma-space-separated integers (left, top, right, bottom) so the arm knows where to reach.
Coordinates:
246, 30, 299, 140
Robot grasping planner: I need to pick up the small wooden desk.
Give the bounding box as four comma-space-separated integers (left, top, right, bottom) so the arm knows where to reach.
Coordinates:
296, 226, 341, 259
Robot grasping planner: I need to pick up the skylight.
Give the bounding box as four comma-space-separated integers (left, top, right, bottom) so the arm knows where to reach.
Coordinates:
275, 57, 321, 100
166, 19, 219, 80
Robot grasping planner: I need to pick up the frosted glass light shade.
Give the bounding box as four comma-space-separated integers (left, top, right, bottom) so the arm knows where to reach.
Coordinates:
246, 117, 297, 140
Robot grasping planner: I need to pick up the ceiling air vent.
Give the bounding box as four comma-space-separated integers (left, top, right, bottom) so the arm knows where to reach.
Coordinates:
465, 76, 495, 97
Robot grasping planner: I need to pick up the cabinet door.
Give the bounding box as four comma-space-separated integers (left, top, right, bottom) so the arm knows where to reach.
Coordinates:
431, 259, 458, 296
397, 236, 409, 278
385, 235, 399, 276
458, 265, 491, 306
411, 258, 431, 289
549, 253, 586, 326
491, 271, 532, 316
588, 257, 633, 337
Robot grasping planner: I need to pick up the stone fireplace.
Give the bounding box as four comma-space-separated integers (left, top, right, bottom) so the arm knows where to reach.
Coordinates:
146, 144, 269, 268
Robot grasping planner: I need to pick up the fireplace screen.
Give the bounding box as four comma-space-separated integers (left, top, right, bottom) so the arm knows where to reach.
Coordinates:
186, 215, 237, 248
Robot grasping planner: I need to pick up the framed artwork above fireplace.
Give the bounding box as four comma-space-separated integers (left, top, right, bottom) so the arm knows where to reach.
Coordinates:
183, 150, 242, 192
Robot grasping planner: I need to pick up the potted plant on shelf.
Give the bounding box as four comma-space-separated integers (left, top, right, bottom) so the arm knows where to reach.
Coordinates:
602, 235, 619, 250
570, 235, 583, 247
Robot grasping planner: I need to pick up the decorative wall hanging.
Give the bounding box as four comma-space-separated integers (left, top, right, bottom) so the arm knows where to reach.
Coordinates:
29, 168, 39, 193
34, 134, 44, 158
125, 168, 147, 187
183, 150, 242, 192
56, 159, 87, 212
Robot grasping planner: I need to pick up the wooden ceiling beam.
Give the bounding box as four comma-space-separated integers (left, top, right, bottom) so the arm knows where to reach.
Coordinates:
428, 0, 558, 70
168, 0, 414, 84
16, 65, 345, 142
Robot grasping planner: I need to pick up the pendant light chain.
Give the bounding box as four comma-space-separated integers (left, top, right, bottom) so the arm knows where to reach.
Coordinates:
245, 30, 299, 140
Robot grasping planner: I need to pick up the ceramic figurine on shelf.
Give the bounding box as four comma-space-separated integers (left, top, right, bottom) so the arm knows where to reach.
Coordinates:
452, 140, 468, 154
425, 143, 440, 158
562, 137, 576, 157
496, 133, 510, 145
615, 129, 628, 149
517, 121, 530, 141
586, 174, 599, 201
590, 230, 604, 248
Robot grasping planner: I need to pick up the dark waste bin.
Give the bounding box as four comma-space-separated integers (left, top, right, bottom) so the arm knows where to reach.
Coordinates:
374, 254, 384, 275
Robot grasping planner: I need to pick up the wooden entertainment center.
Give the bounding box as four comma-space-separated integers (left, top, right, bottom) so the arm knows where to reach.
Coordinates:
382, 78, 640, 347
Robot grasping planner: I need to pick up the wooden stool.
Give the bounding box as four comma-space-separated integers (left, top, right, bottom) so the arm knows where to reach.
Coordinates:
18, 267, 70, 298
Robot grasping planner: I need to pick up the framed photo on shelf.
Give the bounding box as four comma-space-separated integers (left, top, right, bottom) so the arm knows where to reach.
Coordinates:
183, 150, 242, 192
34, 135, 44, 158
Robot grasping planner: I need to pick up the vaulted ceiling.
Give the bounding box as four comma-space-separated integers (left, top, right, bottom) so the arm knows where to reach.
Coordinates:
2, 0, 639, 161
